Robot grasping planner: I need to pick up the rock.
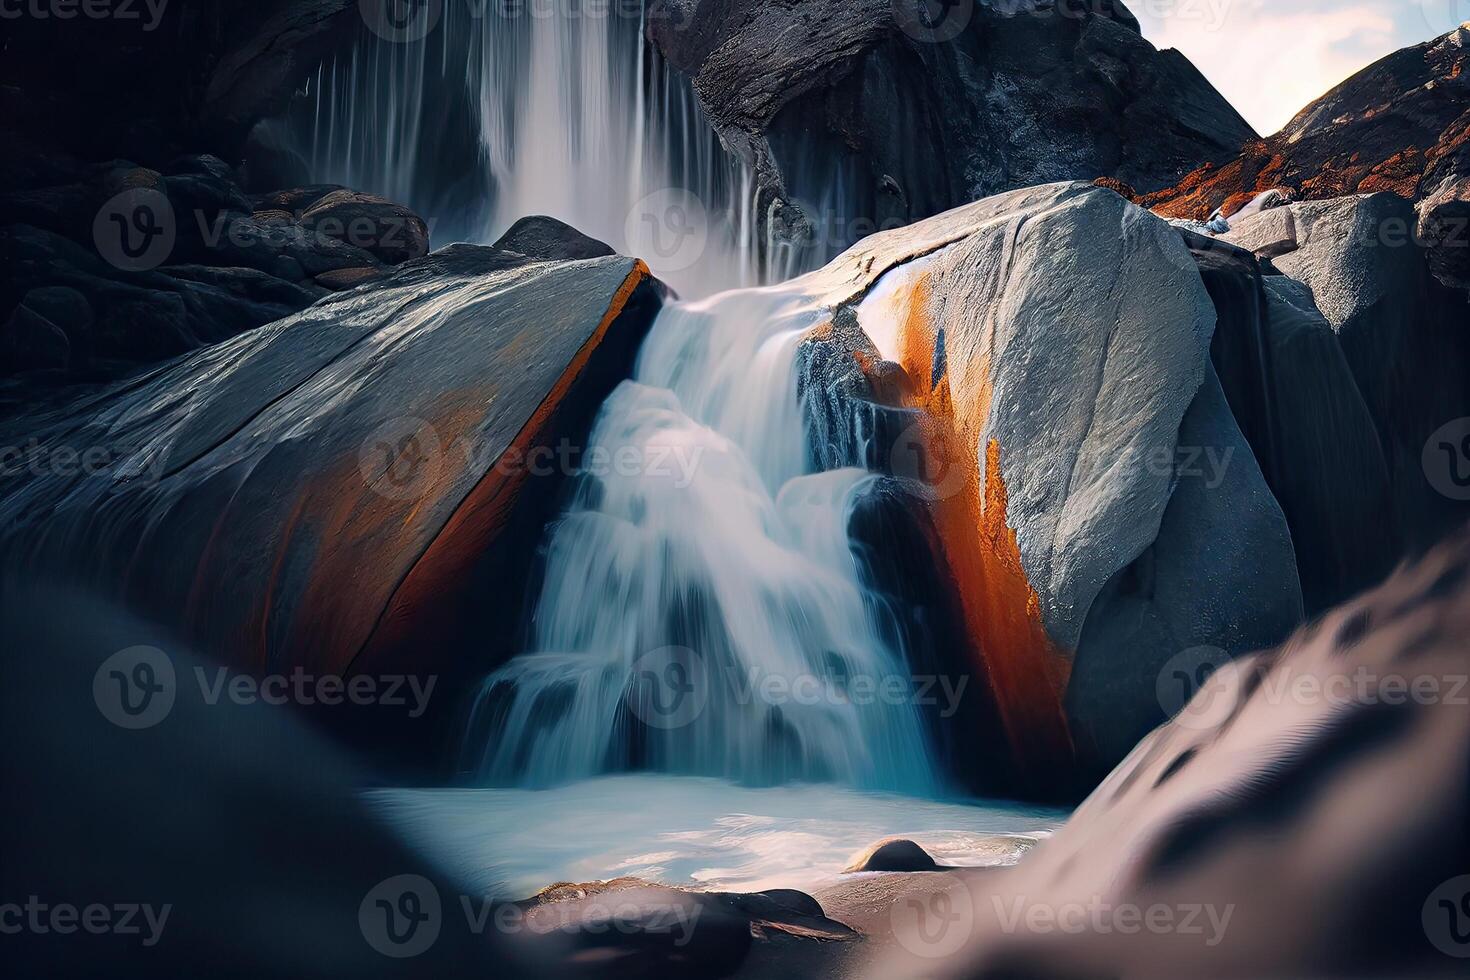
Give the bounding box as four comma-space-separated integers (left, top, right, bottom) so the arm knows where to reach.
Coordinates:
1222, 205, 1299, 258
649, 1, 1254, 257
493, 215, 618, 262
0, 244, 664, 767
203, 212, 385, 276
2, 304, 70, 372
796, 181, 1301, 785
314, 266, 386, 291
299, 189, 430, 265
1143, 22, 1470, 292
1269, 194, 1470, 552
19, 286, 93, 343
159, 264, 321, 309
502, 878, 853, 977
843, 838, 940, 873
876, 526, 1470, 980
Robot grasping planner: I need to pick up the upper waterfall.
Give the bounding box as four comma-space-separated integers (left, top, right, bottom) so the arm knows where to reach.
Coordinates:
298, 3, 836, 295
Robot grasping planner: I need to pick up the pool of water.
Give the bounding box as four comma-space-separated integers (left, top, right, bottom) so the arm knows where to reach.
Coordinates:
368, 774, 1066, 898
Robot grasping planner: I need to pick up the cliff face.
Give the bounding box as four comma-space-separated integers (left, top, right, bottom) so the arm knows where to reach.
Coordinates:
647, 0, 1255, 256
1141, 23, 1470, 290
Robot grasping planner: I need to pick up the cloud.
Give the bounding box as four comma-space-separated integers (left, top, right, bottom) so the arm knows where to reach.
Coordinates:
1131, 0, 1468, 135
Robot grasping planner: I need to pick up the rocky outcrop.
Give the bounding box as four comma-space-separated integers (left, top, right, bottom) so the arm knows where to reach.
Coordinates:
873, 525, 1470, 980
0, 243, 665, 768
648, 0, 1255, 256
793, 181, 1303, 787
843, 838, 942, 874
1142, 23, 1470, 291
0, 155, 429, 381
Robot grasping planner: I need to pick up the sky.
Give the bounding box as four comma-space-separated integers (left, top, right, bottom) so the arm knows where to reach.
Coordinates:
1131, 0, 1470, 135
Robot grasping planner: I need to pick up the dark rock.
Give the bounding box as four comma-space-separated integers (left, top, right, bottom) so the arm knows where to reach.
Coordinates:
843, 838, 940, 873
649, 0, 1254, 256
204, 212, 385, 276
299, 189, 431, 264
2, 304, 70, 372
493, 215, 618, 262
314, 266, 388, 291
159, 265, 321, 309
252, 184, 348, 216
93, 291, 196, 362
0, 245, 664, 768
166, 153, 236, 183
899, 527, 1470, 980
19, 286, 93, 343
164, 172, 253, 224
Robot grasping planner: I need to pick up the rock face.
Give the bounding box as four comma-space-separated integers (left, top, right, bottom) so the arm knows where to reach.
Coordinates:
0, 155, 430, 381
0, 245, 664, 767
649, 0, 1255, 255
1142, 23, 1470, 291
873, 526, 1470, 980
794, 181, 1303, 787
843, 838, 941, 874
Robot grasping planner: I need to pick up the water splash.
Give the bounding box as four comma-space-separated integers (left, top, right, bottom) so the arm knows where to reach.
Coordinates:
463, 284, 939, 794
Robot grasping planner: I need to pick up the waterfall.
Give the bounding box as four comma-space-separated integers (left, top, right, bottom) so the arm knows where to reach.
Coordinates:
461, 284, 940, 795
299, 2, 810, 295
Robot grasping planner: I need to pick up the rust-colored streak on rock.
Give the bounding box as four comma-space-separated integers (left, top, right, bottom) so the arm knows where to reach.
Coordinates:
883, 271, 1075, 772
349, 262, 652, 677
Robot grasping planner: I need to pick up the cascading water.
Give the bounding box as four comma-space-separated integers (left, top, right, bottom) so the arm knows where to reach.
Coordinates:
297, 3, 850, 294
462, 284, 939, 795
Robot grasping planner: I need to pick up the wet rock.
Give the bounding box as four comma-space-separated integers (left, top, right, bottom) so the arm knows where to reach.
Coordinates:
314, 266, 387, 291
0, 244, 664, 767
2, 304, 70, 372
843, 838, 940, 873
299, 188, 431, 264
650, 1, 1253, 255
493, 215, 617, 262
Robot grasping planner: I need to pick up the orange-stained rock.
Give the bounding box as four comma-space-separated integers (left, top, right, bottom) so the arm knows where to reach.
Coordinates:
0, 242, 665, 766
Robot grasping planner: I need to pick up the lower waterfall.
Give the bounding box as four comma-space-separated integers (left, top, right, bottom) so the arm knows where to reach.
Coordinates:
462, 283, 940, 795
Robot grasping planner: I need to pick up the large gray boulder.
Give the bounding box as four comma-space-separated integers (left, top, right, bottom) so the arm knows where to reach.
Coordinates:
796, 181, 1302, 780
0, 244, 665, 766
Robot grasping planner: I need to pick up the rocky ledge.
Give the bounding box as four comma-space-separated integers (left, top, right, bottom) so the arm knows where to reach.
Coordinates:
0, 151, 428, 383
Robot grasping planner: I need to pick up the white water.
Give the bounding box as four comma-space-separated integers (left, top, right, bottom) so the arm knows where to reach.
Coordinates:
370, 775, 1064, 897
463, 284, 941, 795
303, 5, 831, 294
